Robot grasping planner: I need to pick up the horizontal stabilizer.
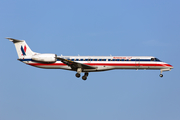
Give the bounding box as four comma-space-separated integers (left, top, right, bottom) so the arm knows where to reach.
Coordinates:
6, 38, 24, 43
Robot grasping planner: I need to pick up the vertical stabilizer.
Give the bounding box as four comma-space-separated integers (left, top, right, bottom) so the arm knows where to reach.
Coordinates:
6, 38, 34, 58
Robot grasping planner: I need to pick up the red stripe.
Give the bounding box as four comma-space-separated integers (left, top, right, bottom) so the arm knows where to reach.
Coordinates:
85, 63, 172, 67
24, 45, 27, 53
27, 63, 172, 67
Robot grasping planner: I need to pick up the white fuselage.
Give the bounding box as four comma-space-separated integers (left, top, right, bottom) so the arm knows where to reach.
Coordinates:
20, 56, 173, 72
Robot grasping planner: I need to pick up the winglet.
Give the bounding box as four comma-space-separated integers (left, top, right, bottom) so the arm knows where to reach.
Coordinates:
6, 37, 24, 43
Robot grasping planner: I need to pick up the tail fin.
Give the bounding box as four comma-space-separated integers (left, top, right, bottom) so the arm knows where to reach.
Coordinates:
6, 38, 35, 58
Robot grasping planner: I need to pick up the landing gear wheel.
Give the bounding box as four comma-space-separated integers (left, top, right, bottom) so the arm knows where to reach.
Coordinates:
159, 74, 163, 77
82, 76, 87, 80
85, 72, 89, 76
76, 73, 80, 78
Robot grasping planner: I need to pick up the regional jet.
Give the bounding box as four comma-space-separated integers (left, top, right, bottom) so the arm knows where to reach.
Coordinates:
7, 38, 173, 80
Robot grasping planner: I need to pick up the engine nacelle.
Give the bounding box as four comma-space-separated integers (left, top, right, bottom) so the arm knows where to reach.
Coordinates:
32, 54, 57, 63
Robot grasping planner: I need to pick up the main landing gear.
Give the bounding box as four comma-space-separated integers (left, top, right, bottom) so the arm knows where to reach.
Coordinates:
75, 69, 89, 80
75, 72, 89, 80
82, 72, 88, 80
75, 73, 89, 80
76, 73, 81, 78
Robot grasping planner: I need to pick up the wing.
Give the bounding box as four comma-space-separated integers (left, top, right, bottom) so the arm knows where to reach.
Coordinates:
57, 57, 96, 70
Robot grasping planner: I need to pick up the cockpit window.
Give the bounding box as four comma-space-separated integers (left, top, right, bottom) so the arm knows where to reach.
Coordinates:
151, 58, 155, 61
155, 58, 161, 61
151, 58, 161, 61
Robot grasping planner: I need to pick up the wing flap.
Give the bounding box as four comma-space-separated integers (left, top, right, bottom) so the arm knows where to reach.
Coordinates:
57, 57, 96, 69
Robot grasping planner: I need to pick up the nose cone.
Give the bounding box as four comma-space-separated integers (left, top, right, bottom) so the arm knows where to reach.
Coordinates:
170, 65, 174, 69
166, 64, 173, 69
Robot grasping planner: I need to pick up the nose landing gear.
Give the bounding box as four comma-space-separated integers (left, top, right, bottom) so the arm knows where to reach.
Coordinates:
159, 74, 163, 77
159, 69, 171, 78
159, 70, 163, 77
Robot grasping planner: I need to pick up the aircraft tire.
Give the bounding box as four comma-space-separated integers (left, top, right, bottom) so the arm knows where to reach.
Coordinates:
85, 72, 89, 76
159, 74, 163, 77
82, 76, 87, 80
76, 73, 80, 78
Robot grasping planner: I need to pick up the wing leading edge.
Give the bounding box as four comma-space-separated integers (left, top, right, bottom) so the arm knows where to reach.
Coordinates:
57, 57, 96, 70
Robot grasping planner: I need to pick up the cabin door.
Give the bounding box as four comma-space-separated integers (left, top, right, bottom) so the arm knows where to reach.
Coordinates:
135, 58, 140, 68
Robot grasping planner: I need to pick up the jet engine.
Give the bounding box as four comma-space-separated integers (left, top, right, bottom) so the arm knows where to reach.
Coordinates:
32, 54, 57, 63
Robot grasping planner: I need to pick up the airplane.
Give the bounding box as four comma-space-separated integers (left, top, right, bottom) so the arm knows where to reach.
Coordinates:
7, 38, 173, 80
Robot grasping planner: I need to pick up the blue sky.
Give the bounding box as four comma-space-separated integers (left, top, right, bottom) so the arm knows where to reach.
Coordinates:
1, 0, 180, 120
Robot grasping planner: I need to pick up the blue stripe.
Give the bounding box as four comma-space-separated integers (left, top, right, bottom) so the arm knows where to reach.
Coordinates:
19, 59, 62, 61
108, 59, 151, 61
19, 58, 160, 62
20, 59, 32, 61
21, 46, 26, 56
